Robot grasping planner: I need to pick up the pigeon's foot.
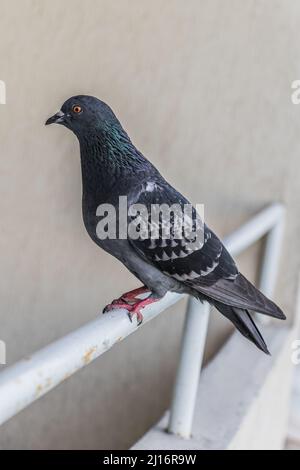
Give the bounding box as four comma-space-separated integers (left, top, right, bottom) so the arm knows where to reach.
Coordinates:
127, 296, 160, 325
103, 286, 150, 313
103, 289, 160, 325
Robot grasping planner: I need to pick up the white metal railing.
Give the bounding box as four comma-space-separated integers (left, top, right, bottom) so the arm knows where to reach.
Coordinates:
0, 203, 285, 439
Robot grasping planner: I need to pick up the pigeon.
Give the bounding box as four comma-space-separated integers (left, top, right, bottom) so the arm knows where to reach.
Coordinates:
46, 95, 285, 354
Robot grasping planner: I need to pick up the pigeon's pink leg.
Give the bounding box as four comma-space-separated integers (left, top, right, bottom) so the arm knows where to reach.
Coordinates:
103, 287, 160, 325
120, 286, 150, 303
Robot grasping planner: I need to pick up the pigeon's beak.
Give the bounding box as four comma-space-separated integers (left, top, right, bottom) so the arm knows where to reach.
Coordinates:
45, 110, 66, 126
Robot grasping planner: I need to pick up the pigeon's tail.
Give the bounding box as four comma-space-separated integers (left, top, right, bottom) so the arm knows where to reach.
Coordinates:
213, 300, 270, 354
194, 273, 286, 320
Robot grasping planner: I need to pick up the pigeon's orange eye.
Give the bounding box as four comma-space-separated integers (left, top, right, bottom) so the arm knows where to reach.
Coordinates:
72, 105, 82, 114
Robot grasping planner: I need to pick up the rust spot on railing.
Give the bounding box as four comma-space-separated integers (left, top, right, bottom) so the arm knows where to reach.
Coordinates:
82, 346, 97, 365
35, 384, 43, 397
35, 377, 52, 397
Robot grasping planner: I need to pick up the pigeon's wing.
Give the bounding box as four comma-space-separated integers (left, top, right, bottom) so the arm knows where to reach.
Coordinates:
128, 179, 285, 319
128, 179, 238, 287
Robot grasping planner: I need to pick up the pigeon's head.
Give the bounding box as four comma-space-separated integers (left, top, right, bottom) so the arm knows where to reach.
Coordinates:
45, 95, 119, 138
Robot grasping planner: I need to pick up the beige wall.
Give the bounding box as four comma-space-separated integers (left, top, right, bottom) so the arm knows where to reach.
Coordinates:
0, 0, 299, 449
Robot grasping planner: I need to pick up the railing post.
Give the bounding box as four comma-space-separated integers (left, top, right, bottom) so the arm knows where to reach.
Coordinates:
168, 298, 210, 438
259, 208, 285, 299
257, 206, 285, 324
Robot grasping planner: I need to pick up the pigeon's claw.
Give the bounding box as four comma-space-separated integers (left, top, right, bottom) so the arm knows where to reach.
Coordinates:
126, 296, 160, 325
103, 291, 160, 326
127, 309, 144, 326
103, 301, 133, 314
